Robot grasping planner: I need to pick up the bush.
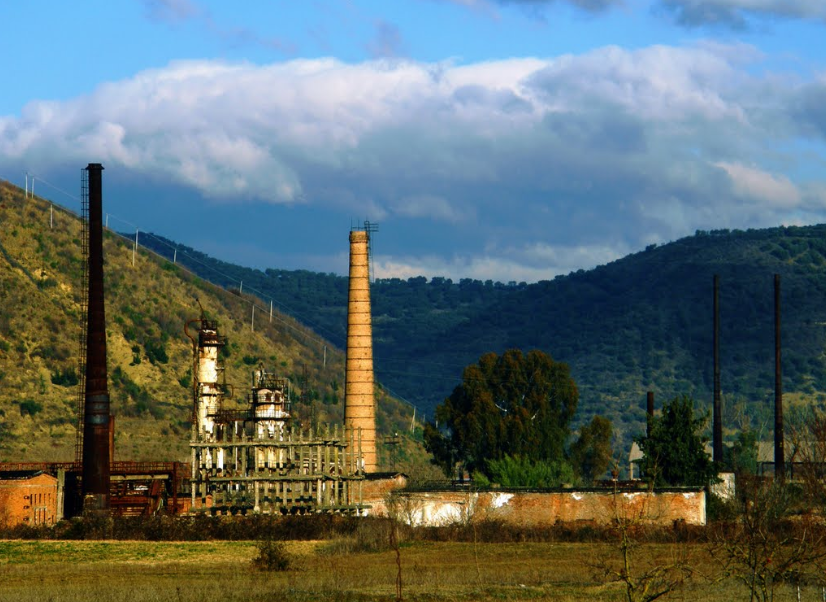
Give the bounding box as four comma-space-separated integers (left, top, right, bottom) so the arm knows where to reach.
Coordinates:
252, 538, 291, 571
144, 339, 168, 365
19, 399, 43, 417
316, 519, 396, 555
50, 367, 79, 387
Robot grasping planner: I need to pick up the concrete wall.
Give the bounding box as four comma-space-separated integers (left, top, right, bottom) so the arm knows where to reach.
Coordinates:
0, 473, 60, 527
368, 488, 706, 527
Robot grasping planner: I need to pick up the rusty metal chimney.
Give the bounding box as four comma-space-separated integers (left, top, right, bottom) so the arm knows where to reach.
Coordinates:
345, 229, 376, 472
713, 274, 723, 464
81, 163, 111, 511
774, 273, 784, 481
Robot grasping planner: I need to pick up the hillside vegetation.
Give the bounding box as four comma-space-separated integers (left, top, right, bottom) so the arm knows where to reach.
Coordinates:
140, 227, 826, 449
0, 181, 420, 470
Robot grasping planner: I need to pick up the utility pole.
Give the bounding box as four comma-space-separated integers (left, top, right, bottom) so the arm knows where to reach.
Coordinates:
775, 274, 784, 482
132, 228, 139, 266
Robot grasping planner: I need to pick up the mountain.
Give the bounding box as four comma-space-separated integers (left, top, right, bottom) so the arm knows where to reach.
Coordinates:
0, 180, 422, 472
138, 226, 826, 448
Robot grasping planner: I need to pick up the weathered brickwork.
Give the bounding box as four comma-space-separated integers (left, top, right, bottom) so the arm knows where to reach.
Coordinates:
0, 472, 60, 527
368, 489, 705, 527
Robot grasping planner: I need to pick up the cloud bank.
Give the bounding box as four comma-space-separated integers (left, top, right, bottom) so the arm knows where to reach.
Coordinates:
661, 0, 826, 27
2, 44, 824, 282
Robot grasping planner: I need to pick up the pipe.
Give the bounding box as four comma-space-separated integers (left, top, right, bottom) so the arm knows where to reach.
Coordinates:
81, 163, 111, 511
774, 274, 784, 481
713, 274, 723, 464
646, 391, 654, 439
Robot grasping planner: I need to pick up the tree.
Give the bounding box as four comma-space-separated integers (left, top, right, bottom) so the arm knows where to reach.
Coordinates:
723, 429, 758, 476
474, 455, 575, 488
711, 479, 826, 602
634, 395, 715, 487
570, 415, 613, 483
599, 488, 694, 602
423, 349, 578, 479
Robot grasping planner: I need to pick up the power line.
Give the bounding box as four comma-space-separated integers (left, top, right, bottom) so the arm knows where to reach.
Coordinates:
4, 173, 442, 418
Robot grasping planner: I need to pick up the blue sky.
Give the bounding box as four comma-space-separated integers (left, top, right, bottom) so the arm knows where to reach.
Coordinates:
2, 0, 826, 282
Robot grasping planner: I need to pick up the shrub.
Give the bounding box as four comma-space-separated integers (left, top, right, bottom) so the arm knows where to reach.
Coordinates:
50, 367, 79, 387
252, 538, 291, 571
144, 339, 168, 365
19, 399, 43, 417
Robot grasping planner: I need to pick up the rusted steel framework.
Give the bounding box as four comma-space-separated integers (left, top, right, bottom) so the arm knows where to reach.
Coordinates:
0, 462, 188, 518
187, 317, 366, 515
81, 163, 111, 511
345, 228, 377, 472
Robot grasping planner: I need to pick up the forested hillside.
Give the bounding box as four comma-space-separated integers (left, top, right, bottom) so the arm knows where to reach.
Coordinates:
0, 181, 419, 470
140, 226, 826, 447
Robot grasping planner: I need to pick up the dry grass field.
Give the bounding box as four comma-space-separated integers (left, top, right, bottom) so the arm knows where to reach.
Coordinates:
0, 538, 815, 602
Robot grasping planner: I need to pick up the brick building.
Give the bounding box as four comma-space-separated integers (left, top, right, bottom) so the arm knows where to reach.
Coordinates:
0, 471, 60, 527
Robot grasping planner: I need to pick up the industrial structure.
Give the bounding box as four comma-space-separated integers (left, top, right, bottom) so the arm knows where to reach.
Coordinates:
79, 163, 111, 512
187, 313, 367, 514
345, 226, 377, 472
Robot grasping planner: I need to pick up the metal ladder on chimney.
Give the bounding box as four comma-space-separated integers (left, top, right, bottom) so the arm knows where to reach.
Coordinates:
74, 168, 90, 465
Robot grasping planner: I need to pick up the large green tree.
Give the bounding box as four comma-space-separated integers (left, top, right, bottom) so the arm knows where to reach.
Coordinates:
570, 415, 613, 483
423, 349, 578, 478
634, 395, 716, 487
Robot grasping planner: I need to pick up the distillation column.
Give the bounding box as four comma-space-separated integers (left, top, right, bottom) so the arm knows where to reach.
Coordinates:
345, 230, 376, 472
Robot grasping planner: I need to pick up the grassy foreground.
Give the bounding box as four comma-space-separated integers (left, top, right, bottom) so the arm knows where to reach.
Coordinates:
0, 539, 813, 602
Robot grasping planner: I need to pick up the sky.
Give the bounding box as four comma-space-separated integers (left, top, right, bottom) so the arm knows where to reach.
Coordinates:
1, 0, 826, 283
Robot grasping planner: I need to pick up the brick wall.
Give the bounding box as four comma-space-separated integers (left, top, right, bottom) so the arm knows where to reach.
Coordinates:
0, 473, 59, 527
367, 488, 705, 527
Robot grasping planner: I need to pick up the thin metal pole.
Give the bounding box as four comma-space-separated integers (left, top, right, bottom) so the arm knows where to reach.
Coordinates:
269, 299, 273, 323
173, 248, 177, 263
713, 274, 722, 464
105, 214, 109, 229
50, 204, 54, 229
251, 305, 255, 332
133, 228, 139, 266
775, 273, 784, 481
24, 173, 28, 198
31, 177, 34, 198
239, 281, 243, 294
646, 391, 654, 439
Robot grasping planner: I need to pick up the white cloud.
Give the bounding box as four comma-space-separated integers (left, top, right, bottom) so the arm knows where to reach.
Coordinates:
2, 43, 824, 281
715, 162, 802, 208
395, 194, 474, 223
374, 241, 628, 282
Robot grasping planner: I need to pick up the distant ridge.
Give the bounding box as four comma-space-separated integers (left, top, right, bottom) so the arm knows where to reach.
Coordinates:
139, 225, 826, 446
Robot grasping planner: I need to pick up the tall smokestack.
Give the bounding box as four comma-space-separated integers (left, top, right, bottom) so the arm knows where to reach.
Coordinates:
774, 273, 784, 481
345, 229, 376, 472
713, 274, 722, 464
82, 163, 111, 510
